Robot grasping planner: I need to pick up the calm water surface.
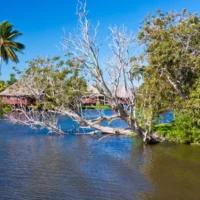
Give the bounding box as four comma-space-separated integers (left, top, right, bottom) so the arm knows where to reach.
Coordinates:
0, 111, 200, 200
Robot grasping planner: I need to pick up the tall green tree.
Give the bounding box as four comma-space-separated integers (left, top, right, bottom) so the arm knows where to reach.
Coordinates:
138, 10, 200, 100
138, 10, 200, 143
0, 21, 25, 73
6, 73, 17, 85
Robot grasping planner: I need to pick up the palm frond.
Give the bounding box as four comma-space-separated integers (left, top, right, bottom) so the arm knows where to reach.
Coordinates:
7, 30, 23, 40
4, 46, 19, 63
6, 41, 25, 53
0, 20, 25, 71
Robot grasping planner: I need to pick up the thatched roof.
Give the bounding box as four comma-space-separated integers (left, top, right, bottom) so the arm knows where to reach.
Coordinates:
87, 85, 132, 99
114, 85, 133, 99
0, 81, 41, 97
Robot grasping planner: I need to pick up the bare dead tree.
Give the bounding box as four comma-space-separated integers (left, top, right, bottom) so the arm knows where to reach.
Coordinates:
62, 1, 164, 143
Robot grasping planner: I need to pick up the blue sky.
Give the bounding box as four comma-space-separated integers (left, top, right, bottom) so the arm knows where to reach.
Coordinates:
1, 0, 200, 80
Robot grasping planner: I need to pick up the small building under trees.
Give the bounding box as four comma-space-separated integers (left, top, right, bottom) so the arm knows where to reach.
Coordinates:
80, 85, 132, 106
113, 85, 133, 105
81, 85, 107, 105
0, 81, 38, 106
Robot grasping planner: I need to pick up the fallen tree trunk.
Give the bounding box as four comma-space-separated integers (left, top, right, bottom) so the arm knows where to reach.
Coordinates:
91, 124, 133, 135
83, 114, 165, 144
9, 108, 165, 144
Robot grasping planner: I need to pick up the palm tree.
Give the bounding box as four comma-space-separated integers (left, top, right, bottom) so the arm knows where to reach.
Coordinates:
0, 21, 25, 74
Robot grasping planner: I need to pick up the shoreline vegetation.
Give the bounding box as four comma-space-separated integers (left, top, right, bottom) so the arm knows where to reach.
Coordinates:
82, 105, 111, 110
1, 3, 200, 145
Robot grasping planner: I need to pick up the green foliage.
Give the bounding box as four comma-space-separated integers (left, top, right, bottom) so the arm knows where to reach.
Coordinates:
96, 101, 102, 107
22, 56, 87, 111
6, 73, 17, 85
0, 102, 11, 118
171, 113, 200, 144
138, 10, 200, 143
136, 68, 176, 131
0, 80, 8, 92
82, 105, 110, 110
154, 113, 200, 144
139, 10, 200, 99
0, 76, 14, 118
0, 73, 17, 117
153, 123, 174, 136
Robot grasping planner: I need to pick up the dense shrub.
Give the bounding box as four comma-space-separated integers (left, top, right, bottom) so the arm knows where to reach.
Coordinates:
155, 113, 200, 144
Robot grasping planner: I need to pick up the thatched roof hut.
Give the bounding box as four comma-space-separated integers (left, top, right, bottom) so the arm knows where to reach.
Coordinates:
81, 85, 105, 105
0, 81, 41, 105
0, 81, 34, 97
113, 85, 133, 99
87, 84, 133, 99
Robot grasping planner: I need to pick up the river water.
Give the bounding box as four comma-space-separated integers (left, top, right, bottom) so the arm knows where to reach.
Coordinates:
0, 111, 200, 200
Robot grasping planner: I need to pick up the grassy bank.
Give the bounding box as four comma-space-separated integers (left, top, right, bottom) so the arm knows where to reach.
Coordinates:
82, 105, 111, 110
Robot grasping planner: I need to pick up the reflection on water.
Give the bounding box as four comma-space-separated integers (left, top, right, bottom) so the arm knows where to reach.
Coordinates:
0, 118, 200, 200
140, 143, 200, 200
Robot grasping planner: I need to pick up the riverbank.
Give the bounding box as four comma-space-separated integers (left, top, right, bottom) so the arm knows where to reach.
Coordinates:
154, 123, 200, 145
